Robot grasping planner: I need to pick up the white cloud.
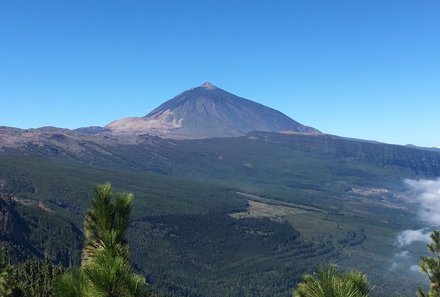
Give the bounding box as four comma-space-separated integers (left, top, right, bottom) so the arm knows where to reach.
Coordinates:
410, 265, 421, 273
394, 250, 411, 259
404, 179, 440, 226
390, 250, 417, 272
395, 229, 431, 247
390, 179, 440, 278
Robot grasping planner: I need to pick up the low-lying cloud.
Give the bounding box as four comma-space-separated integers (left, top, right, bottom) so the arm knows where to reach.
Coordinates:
390, 179, 440, 275
404, 178, 440, 226
389, 250, 423, 275
396, 229, 431, 247
410, 265, 421, 273
394, 250, 411, 259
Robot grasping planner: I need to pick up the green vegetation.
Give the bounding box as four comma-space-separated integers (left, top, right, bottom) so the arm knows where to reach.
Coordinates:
130, 212, 338, 297
0, 248, 19, 296
57, 183, 146, 297
13, 259, 65, 297
0, 155, 246, 224
293, 265, 372, 297
0, 152, 423, 296
2, 132, 439, 296
418, 230, 440, 297
0, 248, 65, 297
0, 193, 82, 266
14, 204, 83, 265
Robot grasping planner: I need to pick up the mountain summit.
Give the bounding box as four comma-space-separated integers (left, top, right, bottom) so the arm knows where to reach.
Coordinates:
106, 83, 321, 139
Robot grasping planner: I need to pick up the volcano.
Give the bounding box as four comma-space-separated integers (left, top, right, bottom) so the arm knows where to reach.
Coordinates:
106, 82, 321, 139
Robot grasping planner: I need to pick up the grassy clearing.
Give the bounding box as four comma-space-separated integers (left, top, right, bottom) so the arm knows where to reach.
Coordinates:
230, 200, 306, 220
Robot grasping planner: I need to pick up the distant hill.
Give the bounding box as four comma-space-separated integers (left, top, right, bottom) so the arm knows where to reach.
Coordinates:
406, 144, 440, 153
106, 82, 321, 139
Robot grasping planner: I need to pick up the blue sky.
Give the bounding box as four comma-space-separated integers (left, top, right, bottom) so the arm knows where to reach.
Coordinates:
0, 1, 439, 147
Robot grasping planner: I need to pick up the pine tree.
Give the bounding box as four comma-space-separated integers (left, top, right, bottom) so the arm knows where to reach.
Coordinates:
57, 182, 147, 297
418, 230, 440, 297
293, 265, 371, 297
0, 248, 23, 297
15, 259, 64, 297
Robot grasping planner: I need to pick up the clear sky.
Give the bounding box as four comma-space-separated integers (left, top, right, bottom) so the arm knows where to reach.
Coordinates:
0, 1, 439, 147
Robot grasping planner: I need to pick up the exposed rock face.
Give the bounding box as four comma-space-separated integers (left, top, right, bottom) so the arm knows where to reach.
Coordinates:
0, 194, 13, 240
106, 82, 321, 139
0, 193, 23, 242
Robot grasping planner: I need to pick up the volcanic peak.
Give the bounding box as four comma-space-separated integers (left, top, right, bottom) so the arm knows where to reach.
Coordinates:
200, 82, 218, 90
106, 83, 321, 139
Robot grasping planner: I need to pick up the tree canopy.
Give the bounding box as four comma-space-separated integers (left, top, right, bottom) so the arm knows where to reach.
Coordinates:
293, 265, 371, 297
418, 230, 440, 297
57, 182, 146, 297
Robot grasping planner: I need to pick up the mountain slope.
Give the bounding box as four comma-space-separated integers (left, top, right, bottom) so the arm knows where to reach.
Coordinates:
0, 137, 428, 297
2, 125, 440, 183
106, 82, 321, 139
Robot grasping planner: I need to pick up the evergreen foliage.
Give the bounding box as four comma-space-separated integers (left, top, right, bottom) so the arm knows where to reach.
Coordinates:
15, 259, 65, 297
0, 248, 21, 297
0, 153, 431, 296
15, 204, 83, 265
1, 247, 65, 297
418, 230, 440, 297
293, 265, 372, 297
57, 182, 147, 297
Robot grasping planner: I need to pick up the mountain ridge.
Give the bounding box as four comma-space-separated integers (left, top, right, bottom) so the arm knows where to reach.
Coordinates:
106, 82, 321, 139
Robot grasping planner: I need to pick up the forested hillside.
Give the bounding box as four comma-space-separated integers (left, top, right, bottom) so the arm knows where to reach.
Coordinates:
0, 138, 433, 296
